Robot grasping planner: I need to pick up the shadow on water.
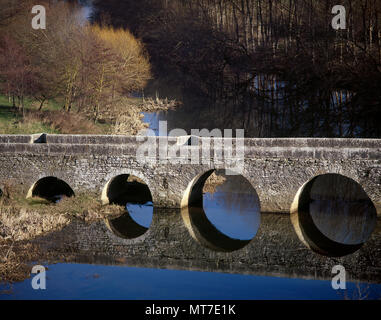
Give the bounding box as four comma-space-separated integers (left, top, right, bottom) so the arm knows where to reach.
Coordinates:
106, 202, 153, 240
181, 170, 261, 252
105, 174, 154, 239
291, 173, 377, 257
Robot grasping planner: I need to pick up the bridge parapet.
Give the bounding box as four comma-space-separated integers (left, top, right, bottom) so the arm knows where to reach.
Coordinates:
0, 134, 379, 159
0, 134, 380, 213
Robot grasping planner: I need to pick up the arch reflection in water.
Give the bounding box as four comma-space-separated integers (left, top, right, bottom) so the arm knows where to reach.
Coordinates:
104, 174, 153, 239
182, 169, 261, 252
291, 173, 377, 257
26, 176, 75, 203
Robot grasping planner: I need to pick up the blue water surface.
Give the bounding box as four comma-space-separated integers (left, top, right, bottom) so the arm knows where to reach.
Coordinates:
1, 263, 380, 300
203, 192, 260, 240
126, 202, 154, 228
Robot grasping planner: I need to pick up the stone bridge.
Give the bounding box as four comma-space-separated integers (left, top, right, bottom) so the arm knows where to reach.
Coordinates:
0, 134, 380, 214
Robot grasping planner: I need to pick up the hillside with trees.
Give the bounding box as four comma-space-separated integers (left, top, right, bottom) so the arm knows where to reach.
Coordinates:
0, 0, 153, 134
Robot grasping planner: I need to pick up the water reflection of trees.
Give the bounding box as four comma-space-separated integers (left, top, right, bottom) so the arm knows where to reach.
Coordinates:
92, 0, 381, 138
157, 77, 375, 138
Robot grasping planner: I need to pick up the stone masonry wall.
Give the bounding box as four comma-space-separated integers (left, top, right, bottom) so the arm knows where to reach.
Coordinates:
0, 134, 380, 213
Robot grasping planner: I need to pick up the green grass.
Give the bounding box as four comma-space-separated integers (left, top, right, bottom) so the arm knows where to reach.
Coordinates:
0, 95, 92, 134
0, 105, 20, 126
0, 96, 22, 133
41, 98, 62, 111
0, 110, 59, 135
0, 95, 59, 134
0, 95, 143, 135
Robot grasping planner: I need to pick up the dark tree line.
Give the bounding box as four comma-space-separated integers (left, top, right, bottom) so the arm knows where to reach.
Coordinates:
92, 0, 381, 138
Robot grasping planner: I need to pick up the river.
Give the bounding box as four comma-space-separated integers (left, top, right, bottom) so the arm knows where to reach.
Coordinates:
1, 171, 380, 300
1, 1, 379, 300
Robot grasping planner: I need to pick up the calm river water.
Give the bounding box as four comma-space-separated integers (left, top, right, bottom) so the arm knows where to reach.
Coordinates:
1, 171, 380, 300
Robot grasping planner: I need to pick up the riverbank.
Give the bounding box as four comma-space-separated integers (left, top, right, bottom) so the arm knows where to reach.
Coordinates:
0, 95, 180, 136
0, 188, 125, 288
0, 187, 124, 242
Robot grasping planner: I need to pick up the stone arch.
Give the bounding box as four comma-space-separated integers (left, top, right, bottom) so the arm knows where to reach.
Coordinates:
181, 169, 215, 208
26, 176, 75, 202
290, 173, 377, 257
101, 173, 153, 206
180, 169, 261, 252
297, 165, 380, 215
102, 173, 154, 240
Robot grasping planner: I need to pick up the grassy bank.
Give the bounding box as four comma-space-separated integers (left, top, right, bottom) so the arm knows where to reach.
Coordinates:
0, 96, 56, 134
0, 184, 125, 242
0, 95, 113, 134
0, 95, 142, 135
0, 94, 180, 135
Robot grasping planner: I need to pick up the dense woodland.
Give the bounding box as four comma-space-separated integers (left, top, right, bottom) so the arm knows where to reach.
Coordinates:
0, 0, 151, 123
92, 0, 381, 137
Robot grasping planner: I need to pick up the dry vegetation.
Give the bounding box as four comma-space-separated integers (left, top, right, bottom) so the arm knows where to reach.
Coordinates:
203, 172, 227, 194
0, 240, 50, 291
22, 110, 104, 134
0, 181, 125, 288
111, 96, 181, 135
0, 183, 124, 241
